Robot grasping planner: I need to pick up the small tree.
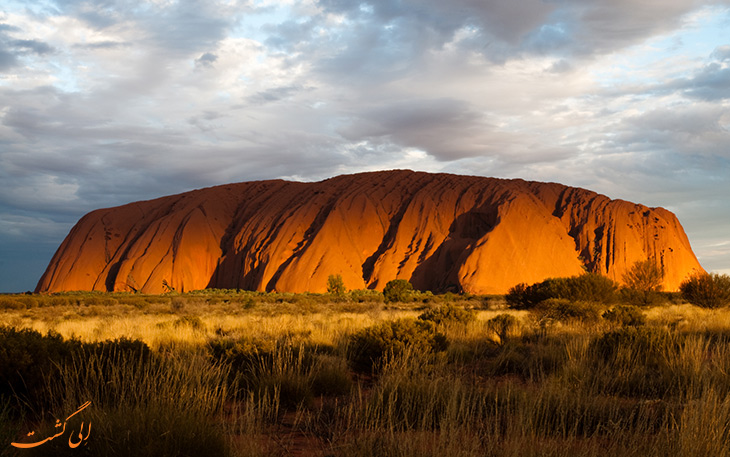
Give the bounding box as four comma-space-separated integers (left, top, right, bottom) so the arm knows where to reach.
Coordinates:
623, 259, 664, 292
680, 272, 730, 309
383, 279, 413, 303
621, 259, 665, 306
326, 274, 346, 296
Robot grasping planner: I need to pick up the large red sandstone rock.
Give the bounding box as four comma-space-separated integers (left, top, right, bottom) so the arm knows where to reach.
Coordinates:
36, 170, 704, 294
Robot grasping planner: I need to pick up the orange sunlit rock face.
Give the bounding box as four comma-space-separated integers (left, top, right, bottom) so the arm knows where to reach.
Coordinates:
36, 170, 704, 294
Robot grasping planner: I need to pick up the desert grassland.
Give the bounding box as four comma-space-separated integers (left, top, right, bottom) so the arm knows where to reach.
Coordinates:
3, 291, 730, 457
3, 304, 526, 351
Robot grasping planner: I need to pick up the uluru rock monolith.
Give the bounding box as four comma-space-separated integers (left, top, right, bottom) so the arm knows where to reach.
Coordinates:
36, 170, 704, 294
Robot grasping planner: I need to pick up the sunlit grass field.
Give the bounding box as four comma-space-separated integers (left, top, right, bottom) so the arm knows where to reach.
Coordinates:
3, 290, 730, 456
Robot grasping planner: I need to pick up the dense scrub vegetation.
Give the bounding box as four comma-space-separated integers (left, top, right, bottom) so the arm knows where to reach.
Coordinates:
505, 272, 619, 309
2, 273, 730, 456
680, 271, 730, 308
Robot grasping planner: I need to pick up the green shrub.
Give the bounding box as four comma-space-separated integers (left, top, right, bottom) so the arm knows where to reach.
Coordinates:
79, 337, 152, 364
208, 337, 319, 409
208, 337, 273, 374
15, 296, 39, 308
603, 305, 646, 326
348, 319, 447, 373
418, 303, 475, 326
0, 297, 24, 310
587, 327, 678, 397
680, 272, 730, 308
349, 289, 383, 303
532, 298, 601, 323
505, 281, 553, 309
311, 355, 353, 396
383, 279, 414, 303
506, 273, 617, 309
488, 341, 567, 379
486, 314, 518, 344
619, 287, 665, 307
561, 273, 618, 303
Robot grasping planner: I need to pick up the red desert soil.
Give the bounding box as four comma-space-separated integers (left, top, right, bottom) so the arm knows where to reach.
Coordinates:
36, 170, 703, 294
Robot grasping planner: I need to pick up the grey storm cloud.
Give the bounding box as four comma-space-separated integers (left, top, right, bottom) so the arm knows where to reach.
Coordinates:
246, 85, 306, 105
684, 63, 730, 100
50, 0, 245, 56
72, 40, 129, 49
11, 39, 55, 55
617, 104, 730, 162
307, 0, 722, 71
195, 52, 218, 68
0, 27, 55, 70
338, 98, 494, 160
653, 46, 730, 100
0, 49, 17, 71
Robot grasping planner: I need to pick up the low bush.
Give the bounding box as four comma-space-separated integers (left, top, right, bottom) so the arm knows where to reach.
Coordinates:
486, 314, 519, 344
487, 340, 567, 379
0, 327, 79, 412
418, 303, 475, 326
603, 305, 646, 326
311, 354, 353, 396
208, 337, 274, 375
619, 287, 665, 307
383, 279, 414, 303
347, 319, 447, 373
506, 273, 618, 309
0, 297, 25, 310
680, 272, 730, 309
208, 337, 322, 409
0, 327, 152, 420
531, 298, 601, 324
586, 327, 678, 397
590, 327, 674, 363
349, 289, 384, 303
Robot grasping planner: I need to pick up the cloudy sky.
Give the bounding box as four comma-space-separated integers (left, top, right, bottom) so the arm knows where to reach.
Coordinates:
1, 0, 729, 292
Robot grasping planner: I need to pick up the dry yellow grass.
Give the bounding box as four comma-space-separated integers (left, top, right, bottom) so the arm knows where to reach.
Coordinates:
5, 295, 730, 353
7, 293, 730, 457
0, 300, 538, 350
